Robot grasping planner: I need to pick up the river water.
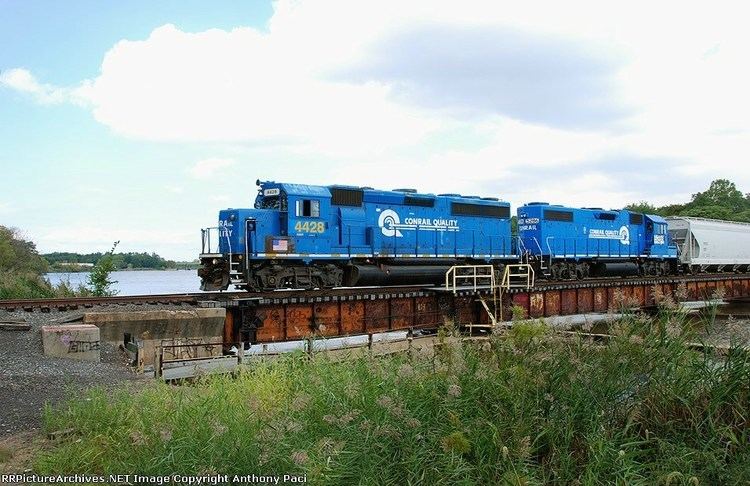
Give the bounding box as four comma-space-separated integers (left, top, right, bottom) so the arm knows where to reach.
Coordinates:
45, 269, 204, 296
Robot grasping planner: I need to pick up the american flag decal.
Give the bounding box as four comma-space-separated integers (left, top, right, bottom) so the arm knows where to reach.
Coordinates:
272, 239, 288, 252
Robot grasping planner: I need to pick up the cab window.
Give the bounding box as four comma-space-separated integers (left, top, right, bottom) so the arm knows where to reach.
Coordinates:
296, 199, 320, 217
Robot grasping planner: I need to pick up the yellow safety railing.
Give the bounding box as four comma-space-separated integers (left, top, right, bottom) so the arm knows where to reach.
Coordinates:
500, 264, 535, 290
444, 265, 496, 294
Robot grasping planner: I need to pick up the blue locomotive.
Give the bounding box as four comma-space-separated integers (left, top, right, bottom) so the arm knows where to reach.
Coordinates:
517, 203, 677, 279
199, 180, 515, 291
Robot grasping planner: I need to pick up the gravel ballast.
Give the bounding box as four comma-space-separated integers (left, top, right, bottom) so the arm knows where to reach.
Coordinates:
0, 303, 194, 437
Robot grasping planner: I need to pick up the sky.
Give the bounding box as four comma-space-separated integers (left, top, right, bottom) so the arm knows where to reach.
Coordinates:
2, 0, 749, 261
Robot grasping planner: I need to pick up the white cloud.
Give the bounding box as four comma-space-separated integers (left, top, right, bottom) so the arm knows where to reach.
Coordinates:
188, 157, 236, 179
0, 68, 86, 105
3, 0, 750, 244
165, 185, 184, 194
0, 202, 13, 214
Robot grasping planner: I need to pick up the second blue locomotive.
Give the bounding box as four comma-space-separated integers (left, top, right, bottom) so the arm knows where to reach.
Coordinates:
199, 181, 515, 291
517, 203, 677, 279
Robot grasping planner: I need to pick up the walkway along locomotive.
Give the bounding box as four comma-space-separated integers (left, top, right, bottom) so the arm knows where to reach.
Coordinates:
199, 181, 750, 291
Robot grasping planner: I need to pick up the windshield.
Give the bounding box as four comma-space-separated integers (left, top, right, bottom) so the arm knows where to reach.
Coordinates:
254, 193, 287, 210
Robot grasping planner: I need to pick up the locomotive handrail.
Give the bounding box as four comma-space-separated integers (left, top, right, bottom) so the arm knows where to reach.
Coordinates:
530, 237, 543, 255
225, 229, 233, 275
201, 227, 221, 254
517, 236, 527, 254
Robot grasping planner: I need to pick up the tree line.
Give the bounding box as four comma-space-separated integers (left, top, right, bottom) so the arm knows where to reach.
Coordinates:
44, 251, 177, 270
625, 179, 750, 222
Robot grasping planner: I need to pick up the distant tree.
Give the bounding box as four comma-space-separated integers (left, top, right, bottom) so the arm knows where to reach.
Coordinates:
0, 226, 49, 274
88, 241, 120, 296
658, 204, 687, 216
690, 179, 748, 212
682, 205, 735, 220
623, 179, 750, 223
111, 253, 125, 269
624, 201, 658, 215
45, 250, 174, 270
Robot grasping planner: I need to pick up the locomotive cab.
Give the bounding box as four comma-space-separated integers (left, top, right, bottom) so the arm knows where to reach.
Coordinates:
198, 181, 343, 291
198, 182, 287, 291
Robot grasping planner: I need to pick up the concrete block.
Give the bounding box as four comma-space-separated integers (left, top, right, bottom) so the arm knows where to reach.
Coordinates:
83, 308, 226, 367
83, 308, 226, 343
139, 335, 223, 366
41, 324, 101, 361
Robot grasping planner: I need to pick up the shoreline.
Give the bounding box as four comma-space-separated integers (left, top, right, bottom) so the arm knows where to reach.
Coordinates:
46, 267, 198, 274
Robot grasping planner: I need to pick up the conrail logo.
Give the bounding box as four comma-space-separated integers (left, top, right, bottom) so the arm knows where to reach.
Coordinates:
378, 209, 460, 237
620, 226, 630, 245
378, 209, 403, 237
587, 225, 630, 245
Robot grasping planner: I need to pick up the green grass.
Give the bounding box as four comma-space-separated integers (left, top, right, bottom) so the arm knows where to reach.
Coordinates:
35, 311, 750, 484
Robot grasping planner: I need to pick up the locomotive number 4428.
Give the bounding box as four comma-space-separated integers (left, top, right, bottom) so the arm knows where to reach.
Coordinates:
294, 221, 326, 234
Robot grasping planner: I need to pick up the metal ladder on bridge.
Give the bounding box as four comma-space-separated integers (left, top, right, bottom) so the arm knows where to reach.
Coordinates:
444, 265, 499, 331
443, 264, 536, 330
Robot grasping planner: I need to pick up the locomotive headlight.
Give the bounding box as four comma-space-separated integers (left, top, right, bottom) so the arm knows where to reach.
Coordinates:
212, 258, 219, 264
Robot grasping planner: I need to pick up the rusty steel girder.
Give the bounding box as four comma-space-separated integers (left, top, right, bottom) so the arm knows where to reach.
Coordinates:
221, 276, 750, 345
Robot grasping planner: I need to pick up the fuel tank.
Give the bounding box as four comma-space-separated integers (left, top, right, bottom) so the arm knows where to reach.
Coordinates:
591, 262, 640, 277
346, 264, 453, 286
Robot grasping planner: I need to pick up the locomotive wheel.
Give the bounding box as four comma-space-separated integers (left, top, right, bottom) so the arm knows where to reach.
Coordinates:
559, 264, 570, 280
568, 263, 577, 280
575, 263, 589, 280
550, 264, 561, 280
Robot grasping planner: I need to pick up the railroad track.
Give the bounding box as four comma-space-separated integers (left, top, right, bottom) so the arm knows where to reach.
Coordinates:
0, 285, 442, 312
0, 292, 230, 312
1, 273, 748, 312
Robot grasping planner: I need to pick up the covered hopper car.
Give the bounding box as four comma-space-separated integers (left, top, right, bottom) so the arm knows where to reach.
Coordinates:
667, 217, 750, 273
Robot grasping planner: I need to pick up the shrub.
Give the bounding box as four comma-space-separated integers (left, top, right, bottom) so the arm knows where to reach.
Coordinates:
87, 241, 119, 297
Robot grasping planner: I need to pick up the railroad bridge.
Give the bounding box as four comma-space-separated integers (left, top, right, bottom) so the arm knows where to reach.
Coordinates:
3, 273, 749, 349
221, 274, 750, 344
